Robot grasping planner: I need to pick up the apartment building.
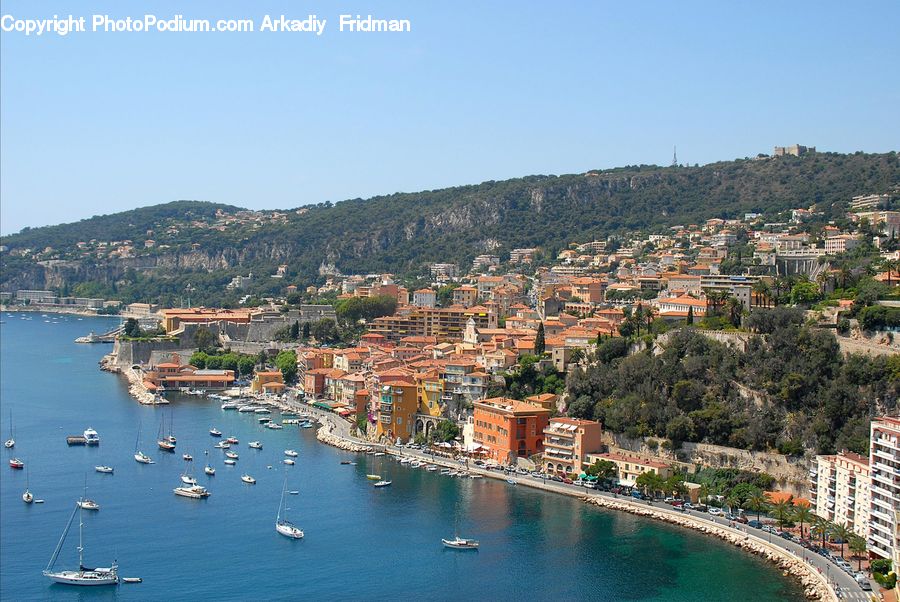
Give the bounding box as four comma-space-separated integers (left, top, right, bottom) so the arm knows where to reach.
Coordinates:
368, 306, 497, 342
584, 452, 673, 488
811, 451, 871, 538
542, 418, 603, 476
868, 418, 900, 568
472, 398, 550, 465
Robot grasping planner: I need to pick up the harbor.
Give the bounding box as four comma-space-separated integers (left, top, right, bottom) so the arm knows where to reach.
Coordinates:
1, 314, 806, 601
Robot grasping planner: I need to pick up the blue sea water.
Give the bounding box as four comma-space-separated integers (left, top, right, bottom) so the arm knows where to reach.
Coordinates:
0, 312, 804, 601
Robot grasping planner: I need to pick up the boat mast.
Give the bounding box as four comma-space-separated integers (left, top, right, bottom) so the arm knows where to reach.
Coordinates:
46, 503, 78, 571
78, 498, 84, 570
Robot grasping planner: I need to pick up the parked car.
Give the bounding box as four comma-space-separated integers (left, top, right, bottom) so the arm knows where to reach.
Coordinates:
856, 574, 872, 590
708, 507, 724, 517
473, 460, 485, 466
747, 520, 763, 529
562, 478, 574, 484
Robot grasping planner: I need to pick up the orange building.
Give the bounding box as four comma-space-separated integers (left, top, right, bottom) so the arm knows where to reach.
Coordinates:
250, 370, 285, 394
542, 418, 603, 476
160, 307, 256, 333
472, 397, 551, 465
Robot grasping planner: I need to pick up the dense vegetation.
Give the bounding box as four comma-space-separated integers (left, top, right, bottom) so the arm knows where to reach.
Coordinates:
2, 152, 897, 302
566, 309, 900, 455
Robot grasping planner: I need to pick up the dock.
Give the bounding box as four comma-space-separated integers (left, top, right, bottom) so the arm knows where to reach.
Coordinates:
66, 435, 87, 445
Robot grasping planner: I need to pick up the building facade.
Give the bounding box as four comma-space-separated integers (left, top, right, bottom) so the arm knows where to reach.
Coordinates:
472, 398, 550, 465
811, 451, 871, 538
869, 418, 900, 568
542, 418, 603, 475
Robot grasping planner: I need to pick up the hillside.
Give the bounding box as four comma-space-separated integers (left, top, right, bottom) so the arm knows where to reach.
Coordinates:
1, 151, 897, 304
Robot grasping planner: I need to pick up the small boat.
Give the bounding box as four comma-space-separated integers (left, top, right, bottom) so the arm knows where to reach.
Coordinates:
366, 474, 381, 480
182, 453, 193, 461
506, 478, 517, 485
221, 402, 239, 410
265, 423, 283, 430
224, 459, 236, 466
83, 428, 100, 446
238, 405, 257, 413
469, 474, 483, 479
276, 478, 304, 539
225, 451, 239, 460
5, 411, 15, 448
24, 489, 34, 503
122, 577, 142, 583
442, 537, 479, 550
158, 439, 175, 452
43, 501, 118, 586
10, 458, 24, 469
284, 450, 298, 458
288, 490, 299, 495
254, 408, 271, 414
257, 417, 271, 424
300, 423, 314, 429
374, 480, 392, 488
95, 466, 114, 474
174, 485, 210, 499
77, 499, 100, 511
426, 466, 438, 472
283, 459, 295, 465
181, 474, 197, 486
213, 442, 230, 449
209, 428, 222, 437
225, 437, 239, 444
374, 452, 385, 457
134, 452, 154, 464
204, 465, 215, 476
249, 441, 263, 449
241, 474, 256, 484
340, 460, 351, 465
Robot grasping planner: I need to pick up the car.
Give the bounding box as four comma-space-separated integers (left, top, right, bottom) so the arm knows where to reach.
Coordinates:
682, 503, 695, 510
747, 520, 763, 529
779, 531, 794, 541
473, 460, 485, 466
856, 574, 872, 591
551, 475, 564, 483
707, 508, 724, 517
664, 497, 676, 503
584, 482, 597, 490
610, 487, 623, 495
562, 478, 574, 484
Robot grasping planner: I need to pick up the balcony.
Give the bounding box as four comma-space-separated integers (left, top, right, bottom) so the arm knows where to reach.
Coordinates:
874, 449, 896, 462
872, 496, 894, 512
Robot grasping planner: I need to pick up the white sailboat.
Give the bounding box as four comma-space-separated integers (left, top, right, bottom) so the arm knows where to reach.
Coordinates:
275, 478, 304, 539
4, 410, 14, 448
181, 463, 197, 486
23, 466, 33, 504
133, 423, 154, 464
43, 501, 118, 585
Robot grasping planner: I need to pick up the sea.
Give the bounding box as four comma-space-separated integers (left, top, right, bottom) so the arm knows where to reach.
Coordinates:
0, 312, 804, 601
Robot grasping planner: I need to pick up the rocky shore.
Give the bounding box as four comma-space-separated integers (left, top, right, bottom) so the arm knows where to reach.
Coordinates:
583, 496, 835, 601
315, 419, 373, 453
100, 352, 162, 405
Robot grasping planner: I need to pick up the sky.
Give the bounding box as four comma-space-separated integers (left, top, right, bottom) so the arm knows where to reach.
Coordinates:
1, 1, 898, 235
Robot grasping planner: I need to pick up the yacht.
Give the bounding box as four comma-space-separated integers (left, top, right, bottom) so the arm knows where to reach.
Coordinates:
209, 428, 222, 437
283, 458, 295, 465
213, 442, 230, 449
182, 453, 193, 461
77, 499, 100, 511
43, 501, 118, 586
224, 458, 236, 466
374, 480, 392, 488
249, 441, 263, 449
225, 451, 239, 460
134, 451, 154, 464
265, 423, 283, 430
441, 537, 479, 550
257, 416, 271, 424
241, 474, 256, 484
284, 450, 298, 458
366, 474, 381, 480
238, 405, 257, 413
225, 437, 239, 444
174, 485, 210, 499
275, 479, 304, 539
221, 402, 239, 410
180, 474, 197, 486
254, 408, 271, 414
9, 457, 24, 469
83, 428, 100, 446
94, 466, 114, 474
204, 465, 216, 476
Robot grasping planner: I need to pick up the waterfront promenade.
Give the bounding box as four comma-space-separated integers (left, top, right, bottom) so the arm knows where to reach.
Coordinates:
301, 404, 867, 602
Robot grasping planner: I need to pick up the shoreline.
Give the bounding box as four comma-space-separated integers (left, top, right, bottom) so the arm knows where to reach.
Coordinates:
312, 418, 836, 602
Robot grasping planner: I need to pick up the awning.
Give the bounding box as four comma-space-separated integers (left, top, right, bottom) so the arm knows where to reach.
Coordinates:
338, 410, 351, 416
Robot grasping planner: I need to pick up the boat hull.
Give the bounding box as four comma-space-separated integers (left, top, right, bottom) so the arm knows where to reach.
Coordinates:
276, 522, 304, 539
43, 570, 118, 585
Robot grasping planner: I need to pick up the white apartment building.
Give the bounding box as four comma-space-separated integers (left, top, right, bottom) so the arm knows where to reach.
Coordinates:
811, 451, 870, 538
869, 417, 900, 568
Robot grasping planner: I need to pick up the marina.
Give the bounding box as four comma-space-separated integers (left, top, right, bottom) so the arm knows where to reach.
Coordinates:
0, 314, 804, 600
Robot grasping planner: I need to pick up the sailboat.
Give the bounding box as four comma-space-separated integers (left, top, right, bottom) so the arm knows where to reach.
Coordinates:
157, 414, 175, 452
442, 492, 479, 549
43, 501, 119, 585
23, 465, 33, 504
275, 478, 304, 539
76, 477, 100, 511
4, 410, 14, 448
133, 423, 154, 464
181, 462, 197, 485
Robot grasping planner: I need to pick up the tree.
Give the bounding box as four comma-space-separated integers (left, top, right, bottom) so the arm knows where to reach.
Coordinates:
811, 515, 832, 549
534, 322, 546, 355
746, 489, 769, 521
831, 522, 852, 558
432, 420, 460, 443
793, 504, 813, 539
237, 355, 256, 377
725, 493, 743, 516
290, 320, 300, 340
274, 350, 298, 383
311, 319, 340, 344
849, 534, 867, 571
193, 326, 216, 352
790, 281, 821, 306
772, 496, 794, 529
635, 471, 665, 498
123, 318, 142, 338
686, 305, 694, 325
585, 459, 617, 481
301, 321, 310, 340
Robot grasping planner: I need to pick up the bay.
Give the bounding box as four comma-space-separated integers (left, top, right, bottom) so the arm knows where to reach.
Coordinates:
0, 312, 804, 601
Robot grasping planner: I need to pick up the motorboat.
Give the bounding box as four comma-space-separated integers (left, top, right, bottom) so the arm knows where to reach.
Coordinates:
43, 501, 118, 586
23, 488, 34, 503
225, 451, 239, 460
209, 428, 222, 437
284, 450, 298, 458
174, 485, 210, 499
442, 537, 479, 550
366, 474, 381, 480
238, 405, 257, 413
241, 474, 256, 484
181, 474, 197, 486
249, 441, 263, 449
134, 452, 154, 464
374, 452, 385, 457
182, 453, 193, 461
77, 499, 100, 511
254, 408, 271, 414
95, 466, 114, 474
258, 416, 271, 424
340, 460, 351, 465
225, 437, 239, 444
83, 428, 100, 446
213, 442, 230, 449
276, 479, 304, 539
221, 402, 239, 410
374, 480, 392, 488
9, 458, 24, 469
224, 458, 236, 466
283, 459, 295, 465
204, 464, 215, 476
265, 423, 283, 430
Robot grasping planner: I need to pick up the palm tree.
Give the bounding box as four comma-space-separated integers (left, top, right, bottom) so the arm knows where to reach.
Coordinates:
849, 534, 867, 571
726, 297, 743, 328
811, 515, 832, 549
747, 490, 769, 521
793, 504, 813, 539
752, 281, 771, 309
884, 259, 899, 287
772, 496, 795, 529
831, 522, 852, 558
725, 493, 743, 517
815, 271, 829, 295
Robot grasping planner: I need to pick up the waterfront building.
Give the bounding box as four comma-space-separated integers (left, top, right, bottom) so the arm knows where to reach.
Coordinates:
811, 451, 871, 539
250, 370, 285, 394
584, 451, 672, 488
542, 418, 603, 476
368, 306, 497, 342
472, 398, 550, 465
143, 355, 235, 391
375, 381, 419, 443
161, 308, 255, 333
868, 417, 900, 568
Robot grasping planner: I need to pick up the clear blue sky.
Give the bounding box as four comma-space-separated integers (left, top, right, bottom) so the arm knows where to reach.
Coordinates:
1, 1, 898, 234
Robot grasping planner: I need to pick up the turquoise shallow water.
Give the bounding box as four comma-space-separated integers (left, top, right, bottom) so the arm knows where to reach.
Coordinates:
0, 312, 804, 601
